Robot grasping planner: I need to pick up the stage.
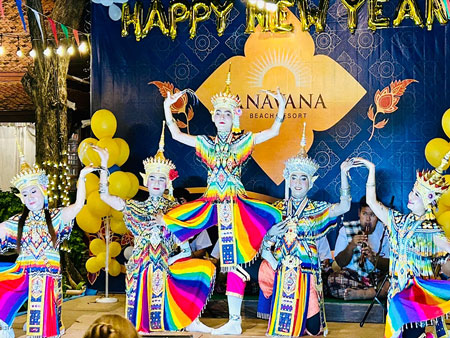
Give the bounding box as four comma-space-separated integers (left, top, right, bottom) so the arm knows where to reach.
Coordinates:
11, 295, 386, 338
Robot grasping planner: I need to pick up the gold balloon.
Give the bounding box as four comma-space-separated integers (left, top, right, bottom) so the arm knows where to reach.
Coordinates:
85, 173, 99, 197
274, 0, 294, 32
441, 108, 450, 139
126, 172, 140, 199
168, 0, 190, 40
424, 138, 450, 169
86, 257, 101, 274
114, 138, 130, 167
87, 191, 111, 218
341, 0, 366, 33
121, 1, 144, 40
296, 0, 329, 32
190, 1, 212, 38
78, 138, 101, 167
109, 171, 131, 199
245, 2, 270, 33
76, 206, 102, 233
393, 0, 424, 27
97, 137, 120, 168
143, 0, 169, 37
109, 241, 122, 258
426, 0, 448, 29
90, 238, 106, 256
111, 217, 128, 235
91, 109, 117, 140
368, 0, 390, 30
211, 0, 233, 36
109, 259, 122, 277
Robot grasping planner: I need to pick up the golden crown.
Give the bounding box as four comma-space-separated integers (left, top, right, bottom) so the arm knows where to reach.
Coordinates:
11, 147, 49, 193
210, 62, 241, 113
415, 150, 450, 216
140, 122, 177, 185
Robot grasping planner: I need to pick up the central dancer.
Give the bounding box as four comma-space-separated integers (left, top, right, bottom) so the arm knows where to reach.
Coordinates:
162, 67, 285, 335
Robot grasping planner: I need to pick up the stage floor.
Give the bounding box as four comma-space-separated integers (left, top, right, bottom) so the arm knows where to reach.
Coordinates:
12, 294, 385, 338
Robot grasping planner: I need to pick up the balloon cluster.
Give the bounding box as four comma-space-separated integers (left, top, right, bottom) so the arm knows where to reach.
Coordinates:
121, 0, 234, 40
93, 0, 128, 21
426, 108, 450, 239
85, 238, 122, 276
76, 109, 139, 276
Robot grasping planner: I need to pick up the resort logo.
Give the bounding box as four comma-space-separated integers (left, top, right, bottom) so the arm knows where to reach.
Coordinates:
196, 10, 366, 185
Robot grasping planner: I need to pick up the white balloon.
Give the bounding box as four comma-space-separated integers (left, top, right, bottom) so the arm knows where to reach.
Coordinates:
123, 246, 134, 260
113, 0, 128, 3
108, 3, 122, 21
92, 0, 103, 3
102, 0, 114, 6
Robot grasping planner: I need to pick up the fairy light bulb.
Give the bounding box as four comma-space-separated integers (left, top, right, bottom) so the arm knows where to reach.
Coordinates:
78, 41, 88, 53
67, 45, 75, 55
56, 45, 64, 56
44, 47, 52, 57
29, 49, 36, 58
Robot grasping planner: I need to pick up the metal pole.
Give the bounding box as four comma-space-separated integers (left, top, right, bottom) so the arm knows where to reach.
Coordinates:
96, 216, 117, 303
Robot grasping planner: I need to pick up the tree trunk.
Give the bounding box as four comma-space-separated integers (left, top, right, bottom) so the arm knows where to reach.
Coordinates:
22, 0, 88, 207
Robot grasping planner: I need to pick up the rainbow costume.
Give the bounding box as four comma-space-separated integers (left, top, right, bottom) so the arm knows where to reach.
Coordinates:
383, 153, 450, 338
123, 124, 215, 332
260, 198, 337, 337
123, 197, 215, 332
0, 208, 72, 338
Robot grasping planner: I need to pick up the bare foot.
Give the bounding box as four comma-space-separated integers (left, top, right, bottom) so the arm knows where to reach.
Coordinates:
344, 288, 376, 300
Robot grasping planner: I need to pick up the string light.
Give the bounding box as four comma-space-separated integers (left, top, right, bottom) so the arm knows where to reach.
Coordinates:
67, 45, 75, 55
0, 35, 4, 56
78, 41, 88, 54
29, 49, 36, 58
16, 37, 23, 58
56, 45, 65, 56
44, 46, 52, 57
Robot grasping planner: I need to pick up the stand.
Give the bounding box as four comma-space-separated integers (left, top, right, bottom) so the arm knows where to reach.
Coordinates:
359, 274, 389, 327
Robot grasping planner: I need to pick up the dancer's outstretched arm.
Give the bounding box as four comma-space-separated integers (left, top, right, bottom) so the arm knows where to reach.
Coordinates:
168, 240, 192, 265
353, 158, 389, 225
61, 165, 97, 223
92, 146, 126, 211
329, 158, 358, 218
164, 91, 197, 147
254, 88, 286, 145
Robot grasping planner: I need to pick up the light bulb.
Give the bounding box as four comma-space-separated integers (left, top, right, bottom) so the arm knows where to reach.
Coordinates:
67, 45, 75, 55
29, 49, 36, 58
56, 46, 64, 56
44, 47, 52, 57
16, 48, 23, 58
0, 45, 4, 56
266, 2, 277, 11
256, 0, 265, 9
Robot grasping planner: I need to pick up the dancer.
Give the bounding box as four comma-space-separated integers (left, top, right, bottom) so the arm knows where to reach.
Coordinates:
162, 66, 285, 335
0, 154, 95, 337
258, 123, 358, 336
355, 155, 450, 338
93, 123, 215, 334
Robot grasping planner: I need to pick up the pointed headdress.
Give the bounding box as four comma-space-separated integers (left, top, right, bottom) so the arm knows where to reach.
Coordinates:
283, 122, 319, 199
140, 122, 178, 197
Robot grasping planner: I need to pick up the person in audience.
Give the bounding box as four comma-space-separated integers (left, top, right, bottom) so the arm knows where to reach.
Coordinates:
83, 314, 140, 338
328, 196, 390, 300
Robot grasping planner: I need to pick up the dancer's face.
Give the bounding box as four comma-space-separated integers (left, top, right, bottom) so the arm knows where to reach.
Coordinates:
21, 185, 44, 212
147, 173, 167, 197
212, 109, 233, 133
290, 172, 310, 199
407, 186, 426, 216
358, 206, 378, 234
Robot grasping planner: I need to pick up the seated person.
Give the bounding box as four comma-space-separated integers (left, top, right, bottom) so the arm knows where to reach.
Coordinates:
83, 314, 140, 338
328, 196, 390, 300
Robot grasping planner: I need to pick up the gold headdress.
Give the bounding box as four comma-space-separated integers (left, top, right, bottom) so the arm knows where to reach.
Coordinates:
415, 150, 450, 220
283, 122, 319, 199
11, 143, 49, 206
140, 122, 178, 197
210, 63, 242, 133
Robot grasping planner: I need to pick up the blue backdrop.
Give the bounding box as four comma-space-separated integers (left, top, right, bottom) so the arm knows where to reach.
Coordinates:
91, 0, 450, 221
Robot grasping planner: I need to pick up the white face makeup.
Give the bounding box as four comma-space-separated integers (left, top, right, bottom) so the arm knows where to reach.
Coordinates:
147, 173, 167, 198
21, 185, 45, 212
289, 172, 310, 200
212, 109, 233, 133
407, 186, 426, 216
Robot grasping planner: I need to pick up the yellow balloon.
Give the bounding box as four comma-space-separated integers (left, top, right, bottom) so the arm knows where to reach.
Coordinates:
97, 138, 120, 168
111, 217, 128, 235
109, 259, 121, 277
109, 171, 131, 199
97, 252, 111, 269
109, 241, 122, 258
126, 172, 140, 199
442, 109, 450, 139
114, 138, 130, 167
91, 109, 117, 139
438, 175, 450, 207
85, 173, 99, 197
111, 208, 124, 219
434, 200, 450, 219
86, 257, 101, 273
87, 191, 111, 218
78, 138, 101, 167
76, 206, 102, 233
424, 138, 450, 169
89, 238, 106, 256
437, 210, 450, 229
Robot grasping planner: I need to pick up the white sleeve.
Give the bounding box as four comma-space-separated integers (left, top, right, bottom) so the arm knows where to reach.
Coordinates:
333, 227, 349, 257
317, 237, 332, 261
190, 230, 213, 251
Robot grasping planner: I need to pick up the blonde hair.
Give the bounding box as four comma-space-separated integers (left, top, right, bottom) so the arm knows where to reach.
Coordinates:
83, 314, 140, 338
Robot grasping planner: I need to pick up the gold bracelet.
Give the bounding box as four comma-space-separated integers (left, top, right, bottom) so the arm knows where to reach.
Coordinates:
166, 118, 176, 127
366, 182, 376, 187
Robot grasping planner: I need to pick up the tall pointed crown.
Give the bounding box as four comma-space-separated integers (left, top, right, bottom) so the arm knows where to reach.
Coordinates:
283, 122, 319, 181
11, 142, 49, 193
140, 122, 178, 197
210, 62, 241, 113
416, 150, 450, 219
